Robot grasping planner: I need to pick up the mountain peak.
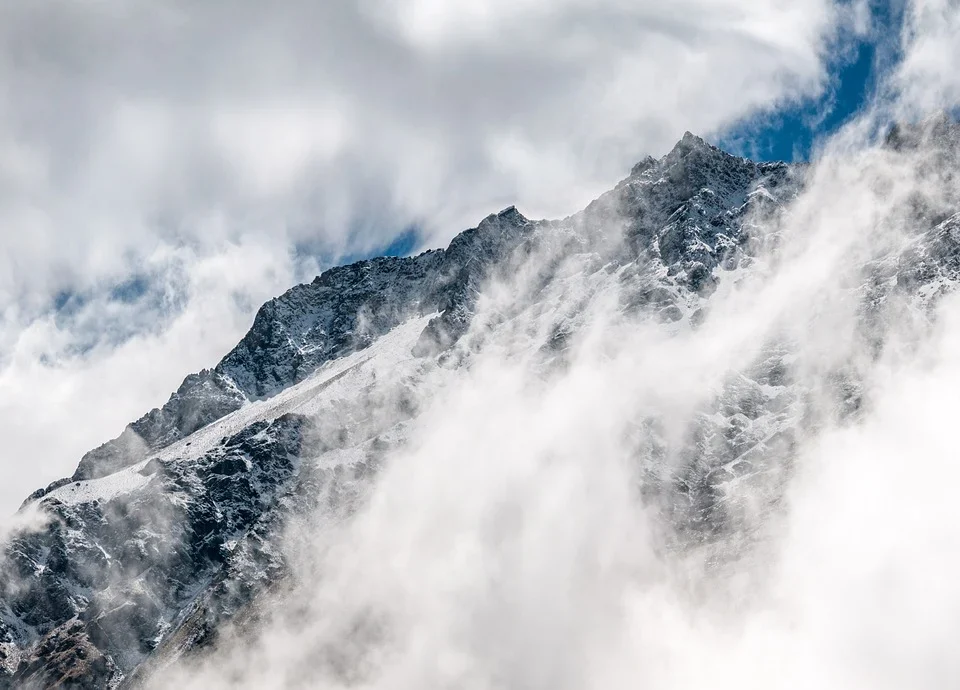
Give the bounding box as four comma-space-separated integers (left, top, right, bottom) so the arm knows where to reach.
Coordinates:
15, 129, 946, 688
630, 155, 658, 177
477, 205, 528, 230
667, 130, 711, 158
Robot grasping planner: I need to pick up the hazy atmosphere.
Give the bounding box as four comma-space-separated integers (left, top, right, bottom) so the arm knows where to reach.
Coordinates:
2, 0, 960, 688
0, 0, 880, 509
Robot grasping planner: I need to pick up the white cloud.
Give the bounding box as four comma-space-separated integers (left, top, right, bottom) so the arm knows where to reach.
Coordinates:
154, 107, 960, 687
0, 0, 852, 509
2, 0, 960, 682
125, 2, 960, 685
0, 0, 844, 294
0, 239, 318, 510
893, 0, 960, 115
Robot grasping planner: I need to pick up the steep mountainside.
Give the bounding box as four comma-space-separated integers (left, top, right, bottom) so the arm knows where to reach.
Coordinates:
1, 125, 958, 688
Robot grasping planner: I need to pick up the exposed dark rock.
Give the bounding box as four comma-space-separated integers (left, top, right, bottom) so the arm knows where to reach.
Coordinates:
3, 128, 960, 687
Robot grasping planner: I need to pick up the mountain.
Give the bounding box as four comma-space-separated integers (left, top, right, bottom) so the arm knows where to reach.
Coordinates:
1, 125, 959, 688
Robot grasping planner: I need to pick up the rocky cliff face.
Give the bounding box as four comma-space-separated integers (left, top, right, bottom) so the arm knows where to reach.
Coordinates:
2, 126, 958, 688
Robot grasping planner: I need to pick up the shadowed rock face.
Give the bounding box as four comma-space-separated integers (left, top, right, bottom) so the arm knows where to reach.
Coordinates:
3, 414, 307, 688
2, 128, 959, 688
71, 133, 801, 486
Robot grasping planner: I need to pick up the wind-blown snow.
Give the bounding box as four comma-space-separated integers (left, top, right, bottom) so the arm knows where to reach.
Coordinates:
42, 315, 437, 509
3, 114, 960, 689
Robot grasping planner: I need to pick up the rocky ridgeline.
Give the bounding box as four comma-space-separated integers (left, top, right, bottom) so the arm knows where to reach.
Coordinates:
2, 125, 959, 688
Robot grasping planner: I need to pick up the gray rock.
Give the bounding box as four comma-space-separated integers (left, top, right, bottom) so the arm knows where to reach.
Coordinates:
3, 126, 960, 687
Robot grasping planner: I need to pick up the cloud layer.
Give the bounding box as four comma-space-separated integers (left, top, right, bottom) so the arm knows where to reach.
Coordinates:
0, 0, 844, 281
2, 2, 960, 685
0, 0, 859, 510
134, 3, 960, 686
155, 97, 960, 689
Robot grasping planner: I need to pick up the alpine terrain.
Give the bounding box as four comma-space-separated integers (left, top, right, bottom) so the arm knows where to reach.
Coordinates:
1, 119, 959, 688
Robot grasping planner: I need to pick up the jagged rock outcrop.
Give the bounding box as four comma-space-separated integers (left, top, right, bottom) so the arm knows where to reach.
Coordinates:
3, 125, 960, 687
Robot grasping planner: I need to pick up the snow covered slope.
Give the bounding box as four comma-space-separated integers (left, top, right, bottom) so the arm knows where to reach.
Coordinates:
2, 124, 959, 688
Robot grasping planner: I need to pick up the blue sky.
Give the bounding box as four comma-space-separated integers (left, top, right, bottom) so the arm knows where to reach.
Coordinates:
44, 3, 910, 331
38, 6, 920, 434
5, 0, 952, 512
364, 4, 908, 261
363, 28, 900, 263
340, 227, 421, 263
717, 1, 905, 163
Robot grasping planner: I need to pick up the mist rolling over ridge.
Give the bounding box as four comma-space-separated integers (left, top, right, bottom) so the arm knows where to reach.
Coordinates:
2, 0, 960, 688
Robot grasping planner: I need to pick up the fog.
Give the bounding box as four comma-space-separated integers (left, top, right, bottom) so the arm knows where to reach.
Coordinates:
2, 0, 959, 687
0, 0, 857, 511
145, 5, 960, 686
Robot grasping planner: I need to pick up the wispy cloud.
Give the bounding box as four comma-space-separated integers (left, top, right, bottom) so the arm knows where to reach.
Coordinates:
0, 0, 852, 511
130, 2, 960, 687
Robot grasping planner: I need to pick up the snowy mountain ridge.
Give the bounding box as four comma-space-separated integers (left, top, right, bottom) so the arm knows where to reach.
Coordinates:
2, 124, 959, 688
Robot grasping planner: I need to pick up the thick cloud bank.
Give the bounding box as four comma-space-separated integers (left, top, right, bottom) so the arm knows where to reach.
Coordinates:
3, 2, 960, 687
130, 4, 960, 688
148, 140, 960, 688
0, 0, 857, 510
